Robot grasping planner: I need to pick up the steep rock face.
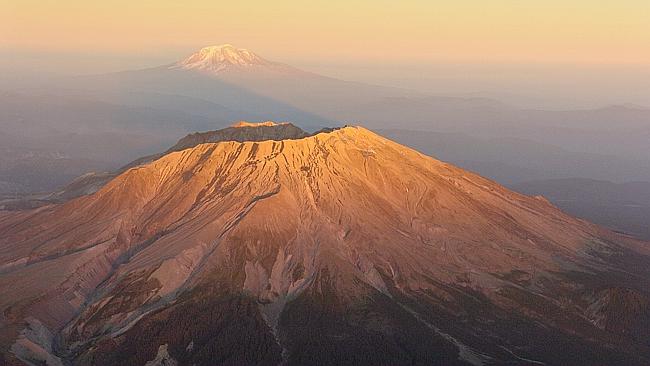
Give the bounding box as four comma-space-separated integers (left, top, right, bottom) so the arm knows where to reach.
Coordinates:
169, 121, 308, 151
1, 126, 649, 365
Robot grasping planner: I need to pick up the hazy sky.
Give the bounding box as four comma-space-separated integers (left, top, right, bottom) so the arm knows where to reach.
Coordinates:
2, 0, 649, 108
4, 0, 649, 63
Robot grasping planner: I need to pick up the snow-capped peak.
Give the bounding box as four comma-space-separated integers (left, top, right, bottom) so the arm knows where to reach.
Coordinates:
174, 44, 271, 73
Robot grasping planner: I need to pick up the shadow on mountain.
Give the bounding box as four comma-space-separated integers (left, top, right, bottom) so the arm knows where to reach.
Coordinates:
71, 66, 337, 131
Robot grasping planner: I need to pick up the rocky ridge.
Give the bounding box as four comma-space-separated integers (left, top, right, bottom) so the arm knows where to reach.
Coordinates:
0, 125, 649, 365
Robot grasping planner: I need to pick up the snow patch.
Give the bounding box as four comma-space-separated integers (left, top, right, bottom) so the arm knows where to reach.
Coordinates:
145, 344, 177, 366
174, 44, 271, 73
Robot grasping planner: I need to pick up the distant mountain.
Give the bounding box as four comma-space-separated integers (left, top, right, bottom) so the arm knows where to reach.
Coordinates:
172, 44, 298, 75
1, 125, 649, 365
60, 44, 432, 129
512, 178, 650, 240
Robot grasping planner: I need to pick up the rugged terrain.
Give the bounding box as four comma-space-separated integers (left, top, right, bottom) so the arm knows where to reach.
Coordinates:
1, 124, 649, 365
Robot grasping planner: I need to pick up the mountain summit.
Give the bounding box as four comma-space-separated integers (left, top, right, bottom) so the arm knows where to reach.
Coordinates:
174, 44, 278, 73
1, 126, 649, 365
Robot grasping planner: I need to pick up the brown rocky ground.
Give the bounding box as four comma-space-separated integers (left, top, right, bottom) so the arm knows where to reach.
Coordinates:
1, 125, 649, 365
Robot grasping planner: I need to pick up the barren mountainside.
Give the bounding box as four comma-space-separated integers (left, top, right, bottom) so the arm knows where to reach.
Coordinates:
1, 125, 649, 365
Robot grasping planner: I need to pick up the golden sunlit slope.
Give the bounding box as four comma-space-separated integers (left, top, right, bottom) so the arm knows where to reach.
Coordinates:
1, 126, 649, 365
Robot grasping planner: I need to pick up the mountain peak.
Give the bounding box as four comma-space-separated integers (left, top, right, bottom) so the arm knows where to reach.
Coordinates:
2, 123, 650, 365
175, 44, 272, 73
230, 121, 288, 128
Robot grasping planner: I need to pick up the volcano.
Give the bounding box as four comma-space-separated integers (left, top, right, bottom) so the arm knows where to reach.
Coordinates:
1, 124, 649, 365
171, 44, 296, 75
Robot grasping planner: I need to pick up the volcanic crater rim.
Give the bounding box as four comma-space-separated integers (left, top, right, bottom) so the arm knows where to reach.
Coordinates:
175, 124, 353, 153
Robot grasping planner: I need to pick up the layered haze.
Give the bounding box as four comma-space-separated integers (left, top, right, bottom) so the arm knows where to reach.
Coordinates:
1, 3, 650, 363
3, 1, 650, 108
1, 40, 649, 240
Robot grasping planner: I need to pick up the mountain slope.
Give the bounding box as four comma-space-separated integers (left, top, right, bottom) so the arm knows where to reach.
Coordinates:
18, 121, 311, 205
1, 126, 649, 365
